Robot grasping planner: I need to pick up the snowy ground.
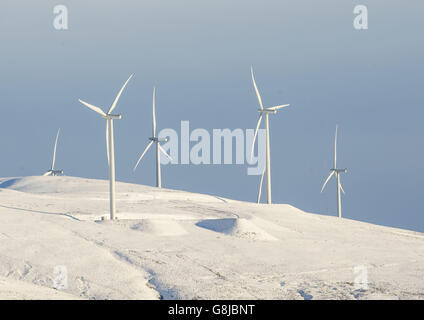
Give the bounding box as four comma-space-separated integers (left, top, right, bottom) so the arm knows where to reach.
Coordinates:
0, 176, 423, 300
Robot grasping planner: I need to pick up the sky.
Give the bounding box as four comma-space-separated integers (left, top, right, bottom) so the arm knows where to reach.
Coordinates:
1, 1, 423, 232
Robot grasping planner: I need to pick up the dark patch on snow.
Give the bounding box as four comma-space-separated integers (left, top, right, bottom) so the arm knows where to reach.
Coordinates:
298, 289, 313, 300
148, 277, 180, 300
0, 178, 20, 189
196, 218, 237, 234
353, 289, 367, 299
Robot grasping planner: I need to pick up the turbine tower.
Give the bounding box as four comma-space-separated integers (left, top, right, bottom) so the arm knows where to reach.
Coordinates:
250, 66, 290, 204
133, 87, 172, 188
43, 128, 63, 176
321, 125, 347, 218
78, 74, 133, 220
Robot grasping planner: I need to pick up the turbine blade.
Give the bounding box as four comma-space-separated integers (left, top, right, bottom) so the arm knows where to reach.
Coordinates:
108, 74, 134, 114
267, 104, 290, 111
250, 114, 263, 160
133, 140, 154, 171
340, 182, 345, 194
321, 171, 335, 193
334, 125, 338, 169
106, 120, 110, 165
78, 99, 106, 117
152, 87, 156, 137
257, 170, 265, 204
251, 66, 264, 110
158, 144, 172, 161
43, 171, 51, 176
51, 128, 60, 171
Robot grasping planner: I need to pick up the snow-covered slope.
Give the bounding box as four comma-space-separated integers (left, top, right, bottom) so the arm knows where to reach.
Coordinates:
0, 176, 423, 300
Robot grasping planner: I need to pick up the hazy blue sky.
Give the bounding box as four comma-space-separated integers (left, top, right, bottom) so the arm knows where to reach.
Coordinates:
1, 1, 423, 232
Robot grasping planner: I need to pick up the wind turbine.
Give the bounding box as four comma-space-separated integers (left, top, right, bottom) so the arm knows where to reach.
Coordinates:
321, 125, 347, 218
78, 74, 133, 220
133, 87, 172, 188
43, 128, 63, 176
250, 66, 290, 204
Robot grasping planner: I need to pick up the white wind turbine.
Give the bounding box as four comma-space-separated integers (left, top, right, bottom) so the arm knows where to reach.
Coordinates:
43, 128, 63, 176
133, 87, 172, 188
250, 66, 290, 204
321, 125, 347, 218
78, 74, 133, 220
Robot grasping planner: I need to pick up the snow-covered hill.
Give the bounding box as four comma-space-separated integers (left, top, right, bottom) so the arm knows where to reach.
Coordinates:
0, 176, 423, 299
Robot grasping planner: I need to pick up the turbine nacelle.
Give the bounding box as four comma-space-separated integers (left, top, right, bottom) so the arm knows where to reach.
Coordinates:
258, 108, 277, 114
149, 137, 168, 143
331, 168, 347, 173
102, 114, 122, 120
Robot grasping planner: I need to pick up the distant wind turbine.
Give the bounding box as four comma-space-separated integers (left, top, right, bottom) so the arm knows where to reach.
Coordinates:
133, 87, 172, 188
78, 74, 133, 220
43, 128, 63, 176
321, 125, 347, 218
251, 66, 290, 204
